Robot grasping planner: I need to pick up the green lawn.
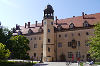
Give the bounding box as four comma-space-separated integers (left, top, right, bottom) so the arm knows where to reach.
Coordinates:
94, 62, 100, 65
80, 62, 83, 66
0, 60, 37, 66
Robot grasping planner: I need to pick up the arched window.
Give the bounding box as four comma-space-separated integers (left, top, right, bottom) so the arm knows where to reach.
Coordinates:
69, 23, 75, 29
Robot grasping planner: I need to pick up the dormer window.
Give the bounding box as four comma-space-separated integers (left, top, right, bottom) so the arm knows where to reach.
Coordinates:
57, 24, 62, 31
38, 27, 43, 32
28, 29, 33, 35
18, 31, 22, 35
69, 23, 75, 29
83, 20, 89, 27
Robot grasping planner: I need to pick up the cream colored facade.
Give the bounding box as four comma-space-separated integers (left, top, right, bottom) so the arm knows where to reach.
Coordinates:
13, 5, 100, 62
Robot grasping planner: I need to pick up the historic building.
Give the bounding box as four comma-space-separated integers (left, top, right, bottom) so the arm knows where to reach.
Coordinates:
13, 5, 100, 62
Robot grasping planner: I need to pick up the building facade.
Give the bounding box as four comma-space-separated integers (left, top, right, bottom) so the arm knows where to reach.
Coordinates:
13, 5, 100, 62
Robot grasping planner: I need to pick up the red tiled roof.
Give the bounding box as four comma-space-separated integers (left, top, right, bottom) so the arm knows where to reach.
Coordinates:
15, 13, 100, 35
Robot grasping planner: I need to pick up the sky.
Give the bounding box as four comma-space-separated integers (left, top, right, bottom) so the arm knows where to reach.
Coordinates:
0, 0, 100, 29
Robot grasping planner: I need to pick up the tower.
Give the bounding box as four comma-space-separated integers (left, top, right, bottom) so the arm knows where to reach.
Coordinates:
43, 5, 55, 62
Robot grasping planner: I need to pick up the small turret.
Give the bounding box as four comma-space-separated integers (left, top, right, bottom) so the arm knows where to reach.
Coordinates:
44, 5, 54, 19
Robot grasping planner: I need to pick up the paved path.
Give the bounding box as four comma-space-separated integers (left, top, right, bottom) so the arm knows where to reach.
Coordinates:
34, 62, 78, 66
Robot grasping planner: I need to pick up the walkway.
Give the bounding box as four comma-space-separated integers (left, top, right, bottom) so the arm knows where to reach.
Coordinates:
34, 62, 78, 66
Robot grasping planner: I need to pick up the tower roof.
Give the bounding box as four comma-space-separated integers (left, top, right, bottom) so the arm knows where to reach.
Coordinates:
44, 5, 54, 13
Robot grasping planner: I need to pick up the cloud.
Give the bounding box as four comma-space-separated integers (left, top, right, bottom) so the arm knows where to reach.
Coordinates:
0, 0, 19, 8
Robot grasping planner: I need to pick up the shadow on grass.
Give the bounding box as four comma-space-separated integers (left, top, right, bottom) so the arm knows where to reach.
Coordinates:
0, 60, 36, 66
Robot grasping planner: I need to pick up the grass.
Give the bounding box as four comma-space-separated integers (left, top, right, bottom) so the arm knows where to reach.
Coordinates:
80, 62, 83, 66
0, 60, 37, 66
94, 62, 100, 65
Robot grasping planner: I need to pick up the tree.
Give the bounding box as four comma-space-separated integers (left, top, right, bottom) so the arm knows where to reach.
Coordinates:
88, 23, 100, 59
7, 35, 30, 59
0, 43, 10, 59
0, 27, 12, 45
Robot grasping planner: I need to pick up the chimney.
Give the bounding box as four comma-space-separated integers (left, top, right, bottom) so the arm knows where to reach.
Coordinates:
28, 22, 30, 28
35, 21, 37, 27
82, 12, 84, 19
25, 23, 27, 28
73, 16, 75, 17
56, 16, 57, 25
16, 24, 19, 30
42, 20, 43, 26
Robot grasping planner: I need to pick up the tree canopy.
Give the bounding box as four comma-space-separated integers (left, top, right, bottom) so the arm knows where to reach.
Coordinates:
7, 35, 30, 59
0, 43, 10, 59
88, 23, 100, 59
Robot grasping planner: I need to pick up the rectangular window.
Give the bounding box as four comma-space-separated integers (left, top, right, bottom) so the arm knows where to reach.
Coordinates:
58, 43, 62, 47
78, 33, 80, 36
48, 29, 50, 32
76, 52, 81, 58
48, 47, 50, 52
34, 44, 37, 48
68, 52, 73, 58
34, 37, 36, 40
86, 32, 89, 35
34, 53, 36, 57
39, 37, 41, 40
65, 34, 67, 37
48, 39, 50, 43
68, 42, 72, 47
77, 41, 80, 46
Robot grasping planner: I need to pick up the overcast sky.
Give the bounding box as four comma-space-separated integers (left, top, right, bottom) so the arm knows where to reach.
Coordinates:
0, 0, 100, 29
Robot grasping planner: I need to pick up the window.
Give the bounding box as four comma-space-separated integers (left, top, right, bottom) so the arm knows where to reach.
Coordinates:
69, 23, 75, 29
39, 37, 41, 40
65, 34, 67, 37
28, 29, 33, 35
77, 41, 80, 46
34, 44, 37, 48
78, 33, 80, 36
76, 52, 81, 58
86, 32, 89, 35
68, 52, 73, 58
51, 22, 53, 25
34, 53, 36, 57
58, 43, 62, 47
48, 39, 50, 43
68, 42, 72, 47
30, 38, 32, 40
48, 29, 50, 32
48, 47, 50, 52
83, 20, 89, 27
59, 34, 61, 38
72, 33, 74, 36
85, 40, 90, 46
41, 53, 43, 57
41, 44, 43, 48
34, 37, 36, 40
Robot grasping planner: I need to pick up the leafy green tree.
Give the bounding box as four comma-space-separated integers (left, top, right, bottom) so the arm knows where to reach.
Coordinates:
7, 35, 30, 59
88, 23, 100, 59
0, 27, 12, 45
0, 43, 11, 59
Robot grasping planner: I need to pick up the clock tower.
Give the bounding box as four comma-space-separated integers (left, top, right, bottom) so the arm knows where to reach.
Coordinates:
43, 5, 55, 62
